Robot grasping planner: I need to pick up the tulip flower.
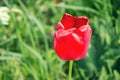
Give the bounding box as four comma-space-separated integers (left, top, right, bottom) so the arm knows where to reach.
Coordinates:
54, 13, 92, 60
56, 0, 61, 3
53, 13, 92, 80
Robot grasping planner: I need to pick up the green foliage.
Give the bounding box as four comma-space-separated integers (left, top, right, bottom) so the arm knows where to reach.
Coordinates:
0, 0, 120, 80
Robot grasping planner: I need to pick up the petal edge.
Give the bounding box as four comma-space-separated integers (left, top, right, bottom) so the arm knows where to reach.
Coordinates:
75, 16, 89, 28
61, 13, 74, 30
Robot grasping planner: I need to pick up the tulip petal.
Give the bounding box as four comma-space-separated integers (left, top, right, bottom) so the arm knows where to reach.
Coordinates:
54, 29, 85, 60
61, 13, 74, 30
75, 16, 89, 28
78, 25, 92, 59
56, 22, 64, 30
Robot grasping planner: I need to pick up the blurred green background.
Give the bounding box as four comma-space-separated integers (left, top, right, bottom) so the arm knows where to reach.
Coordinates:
0, 0, 120, 80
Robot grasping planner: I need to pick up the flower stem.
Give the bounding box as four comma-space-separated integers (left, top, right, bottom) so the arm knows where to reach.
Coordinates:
68, 60, 73, 80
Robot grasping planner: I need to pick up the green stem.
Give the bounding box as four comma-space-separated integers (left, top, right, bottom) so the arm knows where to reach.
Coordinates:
68, 60, 73, 80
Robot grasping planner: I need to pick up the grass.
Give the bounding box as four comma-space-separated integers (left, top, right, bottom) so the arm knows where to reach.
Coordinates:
0, 0, 120, 80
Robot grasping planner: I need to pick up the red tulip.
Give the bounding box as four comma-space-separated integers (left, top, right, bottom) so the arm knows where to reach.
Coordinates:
54, 13, 92, 60
56, 0, 61, 3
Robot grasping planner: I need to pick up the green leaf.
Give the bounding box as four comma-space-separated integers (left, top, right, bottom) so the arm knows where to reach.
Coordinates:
99, 66, 108, 80
48, 3, 101, 16
115, 15, 120, 34
113, 70, 120, 80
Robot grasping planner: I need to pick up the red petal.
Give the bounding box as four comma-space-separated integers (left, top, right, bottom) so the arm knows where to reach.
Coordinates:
56, 22, 64, 30
77, 25, 92, 59
75, 16, 89, 28
61, 13, 74, 30
54, 29, 84, 60
56, 0, 61, 3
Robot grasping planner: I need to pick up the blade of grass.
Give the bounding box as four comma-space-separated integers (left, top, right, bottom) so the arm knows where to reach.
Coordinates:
0, 57, 20, 60
0, 35, 17, 46
48, 3, 102, 17
22, 43, 44, 62
22, 42, 49, 79
0, 48, 23, 57
18, 0, 49, 52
